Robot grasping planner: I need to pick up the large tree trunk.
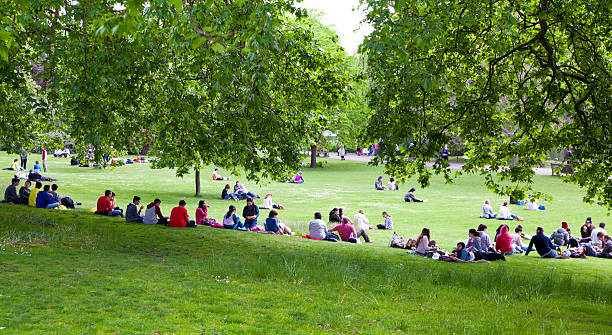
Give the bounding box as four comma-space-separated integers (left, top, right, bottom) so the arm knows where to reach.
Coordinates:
309, 145, 317, 168
195, 169, 201, 196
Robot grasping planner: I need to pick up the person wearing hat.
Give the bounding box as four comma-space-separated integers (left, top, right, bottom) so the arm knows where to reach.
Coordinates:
580, 218, 594, 243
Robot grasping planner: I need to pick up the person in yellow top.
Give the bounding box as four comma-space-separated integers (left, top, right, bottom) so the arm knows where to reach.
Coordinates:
29, 181, 43, 207
10, 159, 21, 171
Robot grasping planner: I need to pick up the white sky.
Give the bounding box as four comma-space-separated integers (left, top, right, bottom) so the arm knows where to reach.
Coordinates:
296, 0, 372, 55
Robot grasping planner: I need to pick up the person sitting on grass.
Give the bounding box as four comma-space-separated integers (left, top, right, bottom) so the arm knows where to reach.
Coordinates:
3, 178, 20, 204
330, 217, 372, 243
526, 197, 539, 211
242, 198, 259, 230
221, 184, 239, 201
415, 228, 436, 255
125, 196, 144, 223
497, 201, 522, 220
550, 226, 570, 247
264, 210, 294, 235
477, 224, 492, 251
18, 180, 31, 205
32, 160, 42, 172
387, 178, 399, 191
495, 225, 514, 255
308, 212, 337, 241
580, 218, 594, 243
195, 200, 210, 225
261, 194, 284, 210
328, 208, 342, 225
466, 228, 506, 261
2, 159, 22, 171
95, 190, 124, 217
377, 211, 393, 230
169, 200, 196, 228
374, 176, 385, 190
598, 235, 612, 258
143, 199, 169, 225
35, 184, 60, 209
590, 222, 607, 248
404, 188, 424, 202
234, 181, 258, 199
511, 225, 529, 252
525, 226, 566, 259
222, 205, 244, 230
480, 199, 496, 219
290, 171, 304, 184
212, 168, 229, 181
354, 209, 371, 232
28, 181, 43, 207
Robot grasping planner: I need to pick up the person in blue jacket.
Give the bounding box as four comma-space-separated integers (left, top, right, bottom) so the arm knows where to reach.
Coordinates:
36, 185, 60, 209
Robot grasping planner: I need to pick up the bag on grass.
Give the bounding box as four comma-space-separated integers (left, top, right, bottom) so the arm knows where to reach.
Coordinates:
389, 232, 405, 249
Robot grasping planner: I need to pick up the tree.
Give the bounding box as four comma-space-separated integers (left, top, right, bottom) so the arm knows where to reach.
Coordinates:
360, 0, 612, 209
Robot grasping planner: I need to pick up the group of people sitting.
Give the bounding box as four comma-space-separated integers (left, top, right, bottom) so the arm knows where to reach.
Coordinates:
374, 176, 399, 191
221, 181, 260, 201
480, 200, 525, 221
3, 178, 80, 209
303, 208, 394, 243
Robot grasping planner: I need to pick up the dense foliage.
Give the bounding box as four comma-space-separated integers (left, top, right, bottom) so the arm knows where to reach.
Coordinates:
0, 0, 351, 194
361, 0, 612, 208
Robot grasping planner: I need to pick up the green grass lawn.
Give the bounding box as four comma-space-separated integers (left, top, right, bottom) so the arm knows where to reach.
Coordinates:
0, 153, 611, 334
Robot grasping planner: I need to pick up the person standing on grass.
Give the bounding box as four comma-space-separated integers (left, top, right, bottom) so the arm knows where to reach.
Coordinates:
377, 211, 393, 230
330, 217, 372, 243
125, 196, 144, 223
264, 210, 294, 235
41, 147, 48, 173
29, 181, 43, 207
144, 199, 169, 225
19, 180, 31, 205
242, 198, 259, 230
439, 144, 450, 162
525, 227, 563, 258
96, 190, 123, 217
20, 148, 28, 170
3, 178, 20, 204
222, 205, 244, 230
35, 185, 59, 209
169, 200, 196, 228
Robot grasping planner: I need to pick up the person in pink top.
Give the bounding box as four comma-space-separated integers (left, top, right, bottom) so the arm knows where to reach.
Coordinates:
330, 217, 372, 243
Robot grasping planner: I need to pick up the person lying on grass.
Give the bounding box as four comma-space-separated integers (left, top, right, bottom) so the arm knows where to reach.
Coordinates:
330, 217, 372, 243
404, 188, 424, 202
377, 211, 393, 230
49, 184, 81, 209
525, 226, 568, 259
169, 200, 196, 228
36, 184, 60, 209
125, 196, 144, 223
223, 205, 245, 230
143, 199, 169, 225
264, 210, 294, 235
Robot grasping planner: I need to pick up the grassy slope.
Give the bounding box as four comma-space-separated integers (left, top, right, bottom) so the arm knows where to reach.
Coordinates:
0, 154, 611, 334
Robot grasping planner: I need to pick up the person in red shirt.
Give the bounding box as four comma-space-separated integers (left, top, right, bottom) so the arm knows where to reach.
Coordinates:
330, 217, 371, 243
41, 147, 48, 173
169, 200, 196, 228
95, 190, 123, 217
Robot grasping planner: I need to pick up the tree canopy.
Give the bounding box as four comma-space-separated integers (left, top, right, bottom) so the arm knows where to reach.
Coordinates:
360, 0, 612, 209
0, 0, 351, 194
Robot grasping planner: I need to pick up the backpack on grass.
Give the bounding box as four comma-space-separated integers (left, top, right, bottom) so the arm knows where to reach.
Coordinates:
389, 232, 405, 249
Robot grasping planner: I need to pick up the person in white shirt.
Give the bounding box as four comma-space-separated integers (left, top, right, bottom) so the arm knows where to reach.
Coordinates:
498, 201, 520, 220
354, 209, 371, 232
387, 178, 399, 191
590, 222, 607, 248
526, 198, 539, 210
261, 194, 283, 210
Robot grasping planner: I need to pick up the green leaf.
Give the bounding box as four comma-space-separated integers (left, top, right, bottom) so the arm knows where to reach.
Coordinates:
211, 42, 225, 53
0, 44, 8, 62
168, 0, 183, 10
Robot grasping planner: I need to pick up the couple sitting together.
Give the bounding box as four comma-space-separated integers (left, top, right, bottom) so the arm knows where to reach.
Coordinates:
481, 200, 524, 221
